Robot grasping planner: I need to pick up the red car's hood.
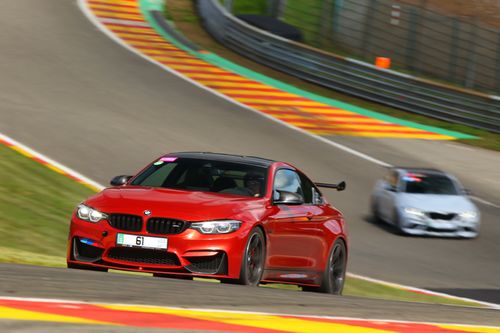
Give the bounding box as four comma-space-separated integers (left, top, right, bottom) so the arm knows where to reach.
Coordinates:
84, 186, 266, 221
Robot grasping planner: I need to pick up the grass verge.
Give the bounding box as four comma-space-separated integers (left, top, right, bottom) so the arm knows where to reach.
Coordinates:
166, 0, 500, 151
231, 0, 267, 15
0, 143, 484, 307
261, 280, 481, 307
0, 144, 95, 257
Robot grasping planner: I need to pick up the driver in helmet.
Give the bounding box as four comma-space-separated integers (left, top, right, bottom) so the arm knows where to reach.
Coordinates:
244, 172, 263, 197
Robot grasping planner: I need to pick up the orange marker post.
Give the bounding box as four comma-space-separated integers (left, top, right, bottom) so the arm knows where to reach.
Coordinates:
375, 57, 391, 69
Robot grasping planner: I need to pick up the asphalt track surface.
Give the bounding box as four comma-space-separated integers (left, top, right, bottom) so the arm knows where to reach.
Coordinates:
0, 0, 499, 316
1, 263, 500, 327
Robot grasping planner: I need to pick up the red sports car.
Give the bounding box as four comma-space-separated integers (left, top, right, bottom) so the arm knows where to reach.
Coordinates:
67, 152, 348, 294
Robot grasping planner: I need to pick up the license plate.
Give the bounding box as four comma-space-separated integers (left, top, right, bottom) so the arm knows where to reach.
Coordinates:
116, 233, 168, 250
430, 221, 455, 230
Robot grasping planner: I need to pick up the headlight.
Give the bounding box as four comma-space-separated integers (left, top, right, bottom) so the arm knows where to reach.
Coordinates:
77, 204, 107, 223
190, 220, 241, 234
459, 211, 477, 219
404, 207, 425, 218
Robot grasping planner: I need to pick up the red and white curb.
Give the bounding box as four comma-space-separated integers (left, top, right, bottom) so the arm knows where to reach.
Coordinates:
0, 296, 498, 332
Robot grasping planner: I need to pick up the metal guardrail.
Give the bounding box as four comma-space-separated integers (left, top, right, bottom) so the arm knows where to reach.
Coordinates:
196, 0, 500, 133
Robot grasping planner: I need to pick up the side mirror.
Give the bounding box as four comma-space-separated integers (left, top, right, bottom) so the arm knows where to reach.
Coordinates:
274, 191, 304, 205
315, 181, 346, 191
463, 188, 472, 196
385, 183, 397, 192
336, 181, 346, 191
110, 175, 132, 186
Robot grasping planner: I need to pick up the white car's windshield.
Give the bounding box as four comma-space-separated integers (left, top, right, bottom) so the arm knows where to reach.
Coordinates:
402, 173, 458, 195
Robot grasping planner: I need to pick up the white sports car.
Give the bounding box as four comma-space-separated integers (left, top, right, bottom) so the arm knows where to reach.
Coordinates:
371, 167, 480, 238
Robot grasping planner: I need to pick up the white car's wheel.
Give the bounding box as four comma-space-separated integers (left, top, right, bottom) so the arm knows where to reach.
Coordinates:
371, 199, 382, 223
393, 209, 406, 235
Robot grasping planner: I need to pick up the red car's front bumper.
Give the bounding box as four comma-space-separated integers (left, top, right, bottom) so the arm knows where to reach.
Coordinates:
67, 216, 249, 279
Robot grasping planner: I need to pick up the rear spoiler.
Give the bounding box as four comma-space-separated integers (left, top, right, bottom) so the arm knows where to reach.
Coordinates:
315, 181, 346, 191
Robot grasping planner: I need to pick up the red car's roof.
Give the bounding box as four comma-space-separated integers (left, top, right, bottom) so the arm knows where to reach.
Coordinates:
163, 152, 276, 168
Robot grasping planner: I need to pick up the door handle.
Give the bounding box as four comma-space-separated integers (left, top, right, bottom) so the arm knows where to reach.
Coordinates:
306, 212, 314, 220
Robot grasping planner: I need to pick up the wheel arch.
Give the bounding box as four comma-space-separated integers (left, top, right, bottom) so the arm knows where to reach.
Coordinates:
254, 224, 267, 245
328, 234, 348, 258
335, 236, 348, 262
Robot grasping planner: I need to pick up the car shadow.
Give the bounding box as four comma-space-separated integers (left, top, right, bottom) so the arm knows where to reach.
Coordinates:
362, 214, 403, 236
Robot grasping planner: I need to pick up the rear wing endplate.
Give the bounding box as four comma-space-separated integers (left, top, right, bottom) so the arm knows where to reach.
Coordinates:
315, 181, 346, 191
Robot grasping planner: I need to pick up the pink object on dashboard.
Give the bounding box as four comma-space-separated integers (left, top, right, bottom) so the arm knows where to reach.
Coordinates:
160, 156, 178, 162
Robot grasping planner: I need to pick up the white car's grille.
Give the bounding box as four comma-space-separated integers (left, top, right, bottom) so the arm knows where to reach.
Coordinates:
427, 212, 456, 220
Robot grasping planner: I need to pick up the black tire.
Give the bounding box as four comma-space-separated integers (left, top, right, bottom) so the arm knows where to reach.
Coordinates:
303, 239, 347, 295
371, 200, 382, 224
393, 209, 406, 235
153, 273, 193, 280
67, 262, 108, 272
237, 228, 266, 286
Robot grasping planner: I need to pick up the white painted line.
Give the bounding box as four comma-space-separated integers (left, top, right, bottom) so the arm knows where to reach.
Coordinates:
1, 296, 499, 327
347, 273, 500, 310
445, 142, 475, 151
0, 132, 105, 191
470, 195, 500, 209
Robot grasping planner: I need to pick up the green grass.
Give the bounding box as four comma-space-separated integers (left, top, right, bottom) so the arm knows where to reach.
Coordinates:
0, 246, 66, 267
231, 0, 268, 15
165, 2, 198, 22
343, 277, 473, 306
0, 144, 95, 258
282, 0, 326, 47
226, 0, 325, 44
261, 280, 480, 307
197, 277, 480, 306
0, 143, 485, 307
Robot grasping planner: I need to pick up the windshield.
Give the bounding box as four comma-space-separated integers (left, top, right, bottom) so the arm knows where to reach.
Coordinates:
131, 157, 267, 198
402, 173, 458, 195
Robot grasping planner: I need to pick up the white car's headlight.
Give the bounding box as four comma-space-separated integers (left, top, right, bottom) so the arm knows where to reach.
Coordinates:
459, 211, 477, 220
190, 220, 241, 234
403, 207, 426, 218
77, 204, 107, 223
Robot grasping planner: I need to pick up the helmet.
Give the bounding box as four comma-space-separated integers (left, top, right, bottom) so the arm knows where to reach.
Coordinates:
244, 172, 264, 185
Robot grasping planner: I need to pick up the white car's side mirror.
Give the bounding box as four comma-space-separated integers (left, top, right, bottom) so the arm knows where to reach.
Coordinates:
384, 183, 397, 192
